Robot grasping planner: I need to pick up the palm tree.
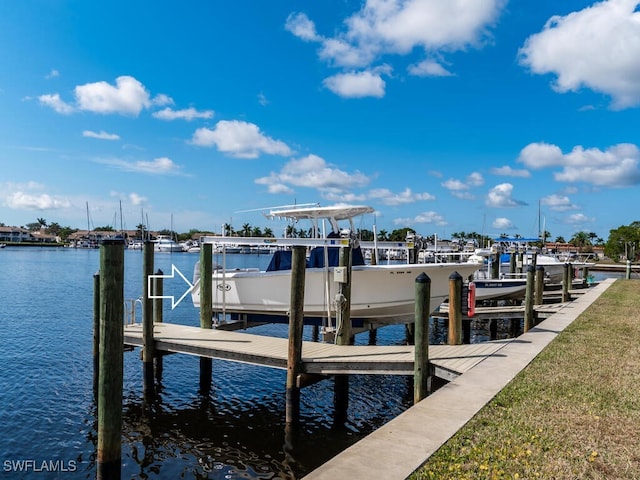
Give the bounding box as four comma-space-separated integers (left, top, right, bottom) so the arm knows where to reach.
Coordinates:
223, 223, 234, 236
37, 217, 48, 229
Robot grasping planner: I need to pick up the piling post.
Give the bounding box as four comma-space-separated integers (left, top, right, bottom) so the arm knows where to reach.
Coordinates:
524, 266, 535, 332
489, 252, 499, 280
142, 242, 154, 395
447, 272, 462, 345
562, 263, 571, 302
200, 243, 213, 329
516, 252, 524, 275
97, 240, 125, 480
153, 270, 163, 379
153, 269, 163, 324
582, 266, 589, 284
509, 252, 516, 275
93, 271, 100, 400
334, 246, 352, 426
414, 273, 431, 404
335, 246, 352, 346
199, 243, 213, 394
534, 265, 545, 306
626, 260, 631, 280
286, 246, 306, 425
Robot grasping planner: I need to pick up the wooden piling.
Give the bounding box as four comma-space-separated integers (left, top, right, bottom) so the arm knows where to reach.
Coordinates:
153, 270, 163, 379
93, 271, 100, 400
335, 246, 352, 346
562, 263, 571, 302
414, 273, 430, 404
524, 266, 535, 332
286, 246, 306, 425
142, 242, 154, 395
334, 246, 353, 425
447, 272, 462, 345
200, 243, 213, 329
491, 252, 500, 279
199, 243, 213, 394
97, 240, 124, 480
534, 265, 545, 306
509, 251, 517, 275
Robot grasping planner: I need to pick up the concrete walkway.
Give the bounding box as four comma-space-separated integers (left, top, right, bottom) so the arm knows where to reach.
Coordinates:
303, 278, 615, 480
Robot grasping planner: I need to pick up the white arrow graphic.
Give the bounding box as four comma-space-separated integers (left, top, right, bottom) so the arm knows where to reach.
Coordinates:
147, 264, 195, 310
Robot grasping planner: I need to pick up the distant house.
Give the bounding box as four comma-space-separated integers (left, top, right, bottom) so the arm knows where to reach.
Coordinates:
0, 226, 32, 242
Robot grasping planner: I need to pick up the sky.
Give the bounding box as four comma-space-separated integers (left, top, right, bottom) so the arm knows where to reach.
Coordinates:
1, 0, 640, 241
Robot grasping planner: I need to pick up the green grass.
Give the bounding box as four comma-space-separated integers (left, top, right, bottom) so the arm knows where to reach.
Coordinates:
411, 279, 640, 480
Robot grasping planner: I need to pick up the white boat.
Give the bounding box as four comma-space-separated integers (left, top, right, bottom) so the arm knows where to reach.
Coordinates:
467, 250, 529, 301
191, 205, 480, 325
493, 238, 594, 283
154, 235, 183, 253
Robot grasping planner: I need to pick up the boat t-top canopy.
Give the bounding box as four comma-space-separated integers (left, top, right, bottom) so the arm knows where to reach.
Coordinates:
266, 204, 375, 237
266, 205, 374, 222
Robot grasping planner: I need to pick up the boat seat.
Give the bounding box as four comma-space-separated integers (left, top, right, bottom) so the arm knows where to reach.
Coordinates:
308, 246, 365, 268
266, 250, 292, 271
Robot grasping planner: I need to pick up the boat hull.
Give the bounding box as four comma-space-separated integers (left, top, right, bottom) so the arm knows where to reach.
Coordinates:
191, 263, 479, 322
473, 279, 528, 301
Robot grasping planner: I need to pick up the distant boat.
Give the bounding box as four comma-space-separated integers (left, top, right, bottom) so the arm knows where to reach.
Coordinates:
154, 235, 183, 253
0, 243, 6, 249
467, 250, 529, 301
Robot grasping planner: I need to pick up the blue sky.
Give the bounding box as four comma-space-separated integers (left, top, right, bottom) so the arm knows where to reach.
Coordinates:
1, 0, 639, 241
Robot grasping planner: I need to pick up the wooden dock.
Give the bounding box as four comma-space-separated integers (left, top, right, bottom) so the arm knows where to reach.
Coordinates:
124, 322, 512, 382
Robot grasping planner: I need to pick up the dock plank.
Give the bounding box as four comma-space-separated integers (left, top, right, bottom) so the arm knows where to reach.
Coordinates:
124, 323, 512, 378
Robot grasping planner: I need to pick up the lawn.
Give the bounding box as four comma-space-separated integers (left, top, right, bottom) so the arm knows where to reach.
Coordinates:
411, 279, 640, 480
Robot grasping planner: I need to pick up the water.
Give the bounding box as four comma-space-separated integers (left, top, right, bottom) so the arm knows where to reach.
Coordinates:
0, 247, 420, 479
0, 247, 618, 479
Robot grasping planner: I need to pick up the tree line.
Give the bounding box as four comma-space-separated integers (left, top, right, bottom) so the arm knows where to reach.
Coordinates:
5, 216, 640, 261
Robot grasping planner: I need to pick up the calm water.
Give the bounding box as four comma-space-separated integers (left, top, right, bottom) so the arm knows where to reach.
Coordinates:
0, 247, 617, 479
0, 247, 419, 479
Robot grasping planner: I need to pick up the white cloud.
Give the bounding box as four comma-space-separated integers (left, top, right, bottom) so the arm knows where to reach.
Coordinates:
442, 178, 467, 191
39, 76, 172, 117
255, 154, 370, 194
152, 107, 214, 121
518, 142, 640, 187
83, 130, 120, 141
519, 0, 640, 109
567, 213, 596, 225
98, 157, 184, 175
258, 92, 269, 106
5, 191, 71, 210
128, 192, 147, 206
393, 211, 447, 226
288, 0, 505, 96
285, 12, 321, 42
45, 69, 59, 79
38, 93, 74, 114
486, 183, 527, 208
492, 217, 515, 230
368, 187, 435, 205
491, 165, 530, 178
541, 194, 578, 212
192, 120, 292, 158
74, 76, 153, 116
466, 172, 484, 186
442, 171, 483, 198
407, 59, 453, 77
323, 69, 387, 98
